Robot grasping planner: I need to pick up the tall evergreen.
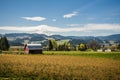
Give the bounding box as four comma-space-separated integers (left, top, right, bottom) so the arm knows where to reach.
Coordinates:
0, 37, 1, 49
0, 36, 10, 50
48, 39, 53, 50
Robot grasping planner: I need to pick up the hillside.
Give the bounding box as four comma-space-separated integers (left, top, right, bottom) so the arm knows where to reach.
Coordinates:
98, 34, 120, 41
0, 33, 120, 46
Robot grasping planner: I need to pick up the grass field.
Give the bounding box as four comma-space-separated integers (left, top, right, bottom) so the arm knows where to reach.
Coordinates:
44, 51, 120, 60
0, 51, 120, 80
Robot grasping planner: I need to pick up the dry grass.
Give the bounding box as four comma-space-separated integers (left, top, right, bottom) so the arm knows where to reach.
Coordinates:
0, 54, 120, 80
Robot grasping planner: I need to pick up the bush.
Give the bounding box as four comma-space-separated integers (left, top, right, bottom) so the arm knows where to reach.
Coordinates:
78, 43, 87, 51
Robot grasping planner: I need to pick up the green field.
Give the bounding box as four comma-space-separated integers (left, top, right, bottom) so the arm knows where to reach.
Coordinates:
44, 51, 120, 60
0, 51, 120, 80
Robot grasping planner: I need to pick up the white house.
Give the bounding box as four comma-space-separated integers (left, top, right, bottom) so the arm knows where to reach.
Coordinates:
105, 49, 111, 52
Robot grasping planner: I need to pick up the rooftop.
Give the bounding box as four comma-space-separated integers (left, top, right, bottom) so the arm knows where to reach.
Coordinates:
26, 44, 42, 50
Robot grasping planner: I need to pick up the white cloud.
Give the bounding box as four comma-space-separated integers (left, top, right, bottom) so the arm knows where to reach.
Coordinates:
67, 24, 81, 27
85, 24, 120, 31
0, 24, 120, 36
63, 12, 78, 18
22, 16, 46, 21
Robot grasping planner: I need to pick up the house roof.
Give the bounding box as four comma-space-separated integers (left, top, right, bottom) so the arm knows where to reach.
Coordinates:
26, 44, 42, 50
27, 44, 41, 46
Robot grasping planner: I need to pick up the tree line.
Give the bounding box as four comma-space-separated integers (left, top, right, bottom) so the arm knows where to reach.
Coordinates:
48, 39, 102, 51
0, 36, 120, 52
0, 36, 10, 51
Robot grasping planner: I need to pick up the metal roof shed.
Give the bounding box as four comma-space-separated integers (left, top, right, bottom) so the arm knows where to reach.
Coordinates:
24, 44, 42, 54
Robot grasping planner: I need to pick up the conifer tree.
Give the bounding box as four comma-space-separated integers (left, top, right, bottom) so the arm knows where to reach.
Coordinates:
0, 36, 10, 50
48, 39, 53, 50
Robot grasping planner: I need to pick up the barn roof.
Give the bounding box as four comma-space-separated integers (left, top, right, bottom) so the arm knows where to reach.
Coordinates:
26, 44, 42, 50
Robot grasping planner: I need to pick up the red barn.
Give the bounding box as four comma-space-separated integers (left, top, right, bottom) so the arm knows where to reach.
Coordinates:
24, 44, 42, 54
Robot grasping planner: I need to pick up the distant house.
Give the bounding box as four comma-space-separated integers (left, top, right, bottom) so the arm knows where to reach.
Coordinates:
97, 49, 103, 52
24, 44, 42, 54
105, 49, 111, 52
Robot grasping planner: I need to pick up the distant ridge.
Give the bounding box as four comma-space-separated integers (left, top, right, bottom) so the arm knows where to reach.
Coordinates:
98, 34, 120, 41
0, 33, 120, 46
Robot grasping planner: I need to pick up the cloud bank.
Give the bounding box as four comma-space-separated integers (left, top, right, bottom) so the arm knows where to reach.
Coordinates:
0, 24, 120, 36
22, 16, 46, 21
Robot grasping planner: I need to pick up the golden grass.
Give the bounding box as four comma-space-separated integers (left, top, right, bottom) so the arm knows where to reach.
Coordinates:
0, 54, 120, 80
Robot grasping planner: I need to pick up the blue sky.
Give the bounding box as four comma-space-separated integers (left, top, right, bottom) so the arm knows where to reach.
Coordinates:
0, 0, 120, 36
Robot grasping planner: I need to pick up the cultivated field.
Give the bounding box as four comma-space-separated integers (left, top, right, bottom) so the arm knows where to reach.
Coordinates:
0, 52, 120, 80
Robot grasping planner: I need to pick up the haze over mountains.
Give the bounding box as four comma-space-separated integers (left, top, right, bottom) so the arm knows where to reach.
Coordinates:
0, 33, 120, 46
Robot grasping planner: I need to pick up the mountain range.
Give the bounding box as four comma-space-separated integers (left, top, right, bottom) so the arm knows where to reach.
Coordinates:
0, 33, 120, 46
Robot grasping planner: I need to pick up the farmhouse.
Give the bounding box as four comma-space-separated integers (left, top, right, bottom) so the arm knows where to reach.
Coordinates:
97, 49, 103, 52
105, 48, 111, 52
24, 44, 42, 54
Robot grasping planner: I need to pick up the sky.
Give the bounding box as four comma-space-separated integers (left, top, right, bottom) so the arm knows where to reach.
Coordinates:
0, 0, 120, 36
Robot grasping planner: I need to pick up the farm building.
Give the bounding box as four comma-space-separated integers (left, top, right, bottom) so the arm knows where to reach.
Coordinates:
97, 49, 103, 52
24, 44, 42, 54
105, 48, 111, 52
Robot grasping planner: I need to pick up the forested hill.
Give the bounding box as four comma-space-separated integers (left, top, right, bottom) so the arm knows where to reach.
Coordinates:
0, 33, 120, 46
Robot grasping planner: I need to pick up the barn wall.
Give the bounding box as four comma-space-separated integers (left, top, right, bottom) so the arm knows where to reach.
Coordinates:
25, 47, 29, 54
29, 50, 42, 54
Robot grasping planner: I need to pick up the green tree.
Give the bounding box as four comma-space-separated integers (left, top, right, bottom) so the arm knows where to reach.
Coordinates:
64, 42, 71, 51
88, 40, 100, 51
0, 38, 1, 50
52, 39, 58, 50
76, 45, 79, 51
0, 37, 1, 50
48, 39, 53, 50
117, 43, 120, 50
78, 43, 87, 51
57, 42, 71, 51
0, 36, 10, 51
48, 39, 58, 51
110, 45, 117, 51
58, 44, 64, 51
